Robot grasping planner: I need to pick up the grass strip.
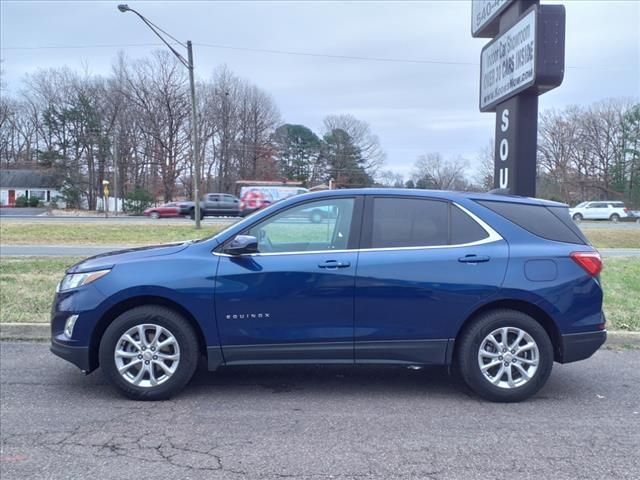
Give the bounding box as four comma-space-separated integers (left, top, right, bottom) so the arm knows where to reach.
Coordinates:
1, 256, 637, 330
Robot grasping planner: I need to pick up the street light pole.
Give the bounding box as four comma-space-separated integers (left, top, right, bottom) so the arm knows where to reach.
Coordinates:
187, 41, 201, 229
117, 4, 201, 229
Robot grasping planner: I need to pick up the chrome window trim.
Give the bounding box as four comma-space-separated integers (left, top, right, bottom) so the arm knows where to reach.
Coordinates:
213, 201, 503, 258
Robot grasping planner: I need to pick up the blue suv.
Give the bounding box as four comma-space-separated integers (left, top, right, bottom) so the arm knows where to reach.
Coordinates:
51, 189, 606, 402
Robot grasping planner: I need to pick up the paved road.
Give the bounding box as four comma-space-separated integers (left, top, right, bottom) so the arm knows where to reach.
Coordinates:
1, 342, 638, 480
578, 221, 640, 229
0, 208, 47, 217
0, 215, 239, 225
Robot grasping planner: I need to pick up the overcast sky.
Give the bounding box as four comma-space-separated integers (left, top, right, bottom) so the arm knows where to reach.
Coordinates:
1, 0, 639, 178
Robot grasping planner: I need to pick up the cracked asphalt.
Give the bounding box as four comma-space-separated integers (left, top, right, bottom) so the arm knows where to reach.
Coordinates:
1, 342, 639, 480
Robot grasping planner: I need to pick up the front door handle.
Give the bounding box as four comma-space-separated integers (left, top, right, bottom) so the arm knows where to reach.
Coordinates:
318, 260, 351, 269
458, 254, 490, 264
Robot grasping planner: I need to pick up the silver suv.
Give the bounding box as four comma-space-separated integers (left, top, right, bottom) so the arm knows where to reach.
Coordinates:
569, 201, 632, 222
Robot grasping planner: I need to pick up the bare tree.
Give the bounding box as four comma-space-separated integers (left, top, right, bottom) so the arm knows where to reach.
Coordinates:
412, 153, 469, 190
323, 114, 385, 175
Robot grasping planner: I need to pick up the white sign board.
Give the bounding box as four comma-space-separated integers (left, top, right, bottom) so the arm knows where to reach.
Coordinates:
471, 0, 513, 37
480, 8, 536, 112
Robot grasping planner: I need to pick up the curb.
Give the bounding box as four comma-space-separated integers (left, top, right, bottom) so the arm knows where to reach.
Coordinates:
1, 323, 639, 345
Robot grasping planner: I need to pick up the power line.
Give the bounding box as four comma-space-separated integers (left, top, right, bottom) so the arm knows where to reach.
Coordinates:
196, 42, 477, 66
0, 42, 630, 70
1, 41, 474, 66
0, 43, 169, 50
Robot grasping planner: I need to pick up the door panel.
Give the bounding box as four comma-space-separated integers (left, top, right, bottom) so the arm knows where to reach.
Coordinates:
214, 195, 362, 365
354, 195, 508, 365
354, 241, 509, 364
215, 252, 357, 363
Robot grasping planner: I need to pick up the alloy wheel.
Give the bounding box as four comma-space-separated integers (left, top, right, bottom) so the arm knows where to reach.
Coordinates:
477, 327, 539, 389
114, 324, 180, 388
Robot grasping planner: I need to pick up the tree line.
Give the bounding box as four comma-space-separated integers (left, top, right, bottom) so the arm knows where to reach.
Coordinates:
0, 51, 383, 208
376, 99, 639, 208
1, 51, 638, 208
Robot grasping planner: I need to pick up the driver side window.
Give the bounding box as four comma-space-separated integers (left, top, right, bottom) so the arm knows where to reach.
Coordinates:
246, 198, 355, 253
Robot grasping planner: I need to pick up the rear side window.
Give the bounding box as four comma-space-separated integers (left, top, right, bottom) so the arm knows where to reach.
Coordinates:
451, 205, 490, 244
366, 198, 490, 248
370, 198, 448, 248
476, 200, 587, 245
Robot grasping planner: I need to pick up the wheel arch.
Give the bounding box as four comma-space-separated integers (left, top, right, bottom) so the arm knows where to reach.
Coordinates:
89, 295, 207, 371
453, 299, 562, 363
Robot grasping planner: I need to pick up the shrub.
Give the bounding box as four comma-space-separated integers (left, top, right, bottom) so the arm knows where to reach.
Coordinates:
123, 188, 155, 215
14, 195, 28, 207
60, 182, 83, 209
28, 196, 41, 207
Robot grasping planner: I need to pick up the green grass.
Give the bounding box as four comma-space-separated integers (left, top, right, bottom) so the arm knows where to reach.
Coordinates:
0, 257, 81, 323
601, 257, 640, 331
1, 256, 638, 330
0, 222, 638, 248
583, 229, 640, 249
0, 222, 223, 245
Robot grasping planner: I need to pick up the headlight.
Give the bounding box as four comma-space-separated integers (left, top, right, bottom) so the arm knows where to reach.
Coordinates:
57, 269, 111, 292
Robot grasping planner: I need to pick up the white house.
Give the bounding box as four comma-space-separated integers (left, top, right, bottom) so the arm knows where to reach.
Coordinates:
0, 169, 63, 207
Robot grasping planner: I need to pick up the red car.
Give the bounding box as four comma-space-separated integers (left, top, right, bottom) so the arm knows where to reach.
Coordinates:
143, 203, 181, 219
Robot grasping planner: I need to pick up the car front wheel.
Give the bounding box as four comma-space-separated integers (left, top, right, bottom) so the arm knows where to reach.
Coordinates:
99, 306, 199, 400
456, 309, 553, 402
572, 213, 583, 222
150, 211, 160, 219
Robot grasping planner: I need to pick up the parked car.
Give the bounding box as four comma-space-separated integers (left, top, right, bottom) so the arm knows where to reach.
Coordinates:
179, 193, 241, 219
51, 189, 606, 402
143, 203, 181, 219
239, 185, 308, 217
569, 201, 633, 222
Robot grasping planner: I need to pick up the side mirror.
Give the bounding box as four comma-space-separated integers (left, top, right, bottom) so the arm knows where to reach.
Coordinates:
224, 235, 258, 255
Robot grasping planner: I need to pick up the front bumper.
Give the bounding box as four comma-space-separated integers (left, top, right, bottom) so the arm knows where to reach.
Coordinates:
559, 330, 607, 364
51, 337, 93, 372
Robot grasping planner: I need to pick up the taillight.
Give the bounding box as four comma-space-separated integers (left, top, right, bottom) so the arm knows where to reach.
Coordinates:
570, 251, 603, 276
624, 207, 630, 213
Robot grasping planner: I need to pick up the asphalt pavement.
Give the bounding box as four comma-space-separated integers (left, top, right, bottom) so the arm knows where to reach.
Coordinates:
0, 215, 239, 224
1, 342, 638, 480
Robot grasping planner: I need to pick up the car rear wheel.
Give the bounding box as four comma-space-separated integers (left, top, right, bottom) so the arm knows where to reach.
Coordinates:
99, 306, 199, 400
456, 309, 553, 402
150, 211, 160, 219
610, 213, 620, 223
572, 213, 583, 222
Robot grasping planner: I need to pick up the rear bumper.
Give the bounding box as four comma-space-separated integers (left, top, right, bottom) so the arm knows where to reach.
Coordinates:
51, 338, 93, 372
559, 330, 607, 364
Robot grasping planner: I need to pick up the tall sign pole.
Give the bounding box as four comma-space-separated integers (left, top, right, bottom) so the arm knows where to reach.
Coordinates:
472, 0, 565, 197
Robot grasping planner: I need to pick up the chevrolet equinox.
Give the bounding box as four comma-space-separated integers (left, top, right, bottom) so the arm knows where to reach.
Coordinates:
51, 189, 606, 402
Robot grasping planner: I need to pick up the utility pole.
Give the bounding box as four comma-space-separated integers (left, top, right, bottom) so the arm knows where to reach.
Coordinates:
113, 129, 119, 216
187, 41, 201, 228
117, 4, 202, 228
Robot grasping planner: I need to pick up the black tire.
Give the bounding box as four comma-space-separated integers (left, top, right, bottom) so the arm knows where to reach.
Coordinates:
150, 211, 160, 219
455, 309, 553, 402
572, 213, 583, 222
189, 209, 204, 220
610, 213, 620, 223
99, 306, 199, 400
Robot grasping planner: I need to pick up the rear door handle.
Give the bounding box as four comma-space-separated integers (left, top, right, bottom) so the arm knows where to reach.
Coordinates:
458, 254, 490, 264
318, 260, 351, 269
